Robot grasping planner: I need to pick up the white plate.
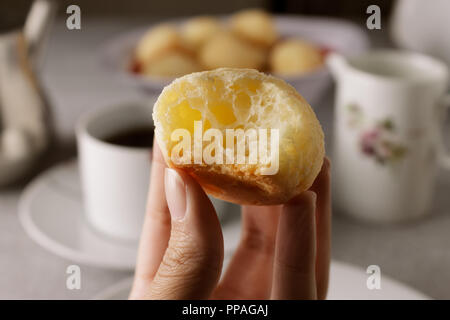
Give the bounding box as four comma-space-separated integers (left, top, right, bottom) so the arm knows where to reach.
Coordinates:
100, 15, 369, 104
19, 161, 138, 270
93, 260, 429, 300
18, 160, 230, 270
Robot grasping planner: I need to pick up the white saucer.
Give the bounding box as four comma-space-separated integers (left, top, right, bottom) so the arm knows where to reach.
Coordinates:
18, 160, 234, 270
94, 260, 429, 300
19, 160, 139, 269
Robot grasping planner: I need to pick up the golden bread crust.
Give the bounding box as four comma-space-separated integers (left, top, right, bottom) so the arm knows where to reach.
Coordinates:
153, 68, 324, 205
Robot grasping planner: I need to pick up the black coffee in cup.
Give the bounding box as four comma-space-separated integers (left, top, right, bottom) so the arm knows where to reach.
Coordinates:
104, 126, 154, 148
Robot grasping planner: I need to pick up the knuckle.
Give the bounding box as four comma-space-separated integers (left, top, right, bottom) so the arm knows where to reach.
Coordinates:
275, 255, 315, 276
241, 228, 276, 255
158, 231, 222, 280
164, 241, 201, 271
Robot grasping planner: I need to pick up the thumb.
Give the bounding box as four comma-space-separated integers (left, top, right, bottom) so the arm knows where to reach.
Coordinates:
146, 168, 224, 299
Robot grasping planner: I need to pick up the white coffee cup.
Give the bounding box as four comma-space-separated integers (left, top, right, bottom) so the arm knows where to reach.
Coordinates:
76, 102, 153, 241
328, 49, 450, 223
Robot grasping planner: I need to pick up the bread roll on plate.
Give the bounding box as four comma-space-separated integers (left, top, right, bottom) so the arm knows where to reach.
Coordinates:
270, 39, 323, 75
199, 32, 266, 70
135, 24, 183, 64
231, 9, 278, 47
142, 51, 201, 77
153, 68, 324, 205
182, 16, 222, 50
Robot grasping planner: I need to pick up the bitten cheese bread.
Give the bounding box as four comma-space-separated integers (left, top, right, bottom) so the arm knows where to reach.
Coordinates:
152, 68, 324, 205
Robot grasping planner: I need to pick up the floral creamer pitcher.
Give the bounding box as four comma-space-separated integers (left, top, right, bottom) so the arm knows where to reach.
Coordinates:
328, 50, 450, 223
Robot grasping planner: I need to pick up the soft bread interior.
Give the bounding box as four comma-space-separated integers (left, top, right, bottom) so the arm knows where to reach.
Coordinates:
153, 68, 324, 204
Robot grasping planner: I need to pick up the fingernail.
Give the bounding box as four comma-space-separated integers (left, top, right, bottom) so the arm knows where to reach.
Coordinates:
165, 168, 187, 221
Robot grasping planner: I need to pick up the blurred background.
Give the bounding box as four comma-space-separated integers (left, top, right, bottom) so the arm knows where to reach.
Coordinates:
1, 0, 395, 29
0, 0, 449, 300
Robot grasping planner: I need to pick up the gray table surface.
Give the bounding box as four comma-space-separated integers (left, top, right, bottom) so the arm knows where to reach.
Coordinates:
1, 18, 450, 300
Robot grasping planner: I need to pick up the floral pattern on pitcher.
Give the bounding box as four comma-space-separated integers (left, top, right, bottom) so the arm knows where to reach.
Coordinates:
347, 104, 408, 165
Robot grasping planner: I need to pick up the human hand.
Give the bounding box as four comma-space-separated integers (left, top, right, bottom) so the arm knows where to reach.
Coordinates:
129, 140, 331, 300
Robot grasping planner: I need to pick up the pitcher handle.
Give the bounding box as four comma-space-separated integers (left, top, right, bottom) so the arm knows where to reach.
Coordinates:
439, 93, 450, 170
326, 52, 348, 80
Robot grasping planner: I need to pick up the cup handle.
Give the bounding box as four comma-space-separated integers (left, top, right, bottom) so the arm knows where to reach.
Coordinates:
439, 93, 450, 170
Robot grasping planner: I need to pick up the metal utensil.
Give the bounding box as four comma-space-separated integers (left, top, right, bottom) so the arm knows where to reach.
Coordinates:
0, 0, 56, 185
